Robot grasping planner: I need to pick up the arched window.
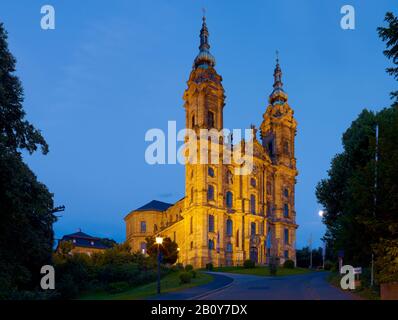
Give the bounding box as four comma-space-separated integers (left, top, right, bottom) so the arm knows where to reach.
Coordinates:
190, 216, 193, 234
284, 204, 289, 218
140, 221, 146, 233
208, 214, 215, 232
208, 185, 214, 201
251, 222, 256, 236
250, 194, 256, 214
226, 191, 233, 208
284, 188, 289, 197
250, 178, 256, 188
208, 167, 215, 177
208, 239, 214, 250
226, 242, 233, 253
208, 111, 215, 128
284, 228, 289, 245
226, 219, 233, 236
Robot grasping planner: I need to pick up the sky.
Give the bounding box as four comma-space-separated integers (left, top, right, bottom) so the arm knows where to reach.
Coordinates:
0, 0, 396, 248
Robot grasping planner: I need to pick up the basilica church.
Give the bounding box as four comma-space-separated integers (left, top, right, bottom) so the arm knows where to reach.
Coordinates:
124, 16, 298, 268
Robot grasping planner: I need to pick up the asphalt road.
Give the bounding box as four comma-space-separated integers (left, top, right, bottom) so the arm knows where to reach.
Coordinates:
196, 271, 357, 300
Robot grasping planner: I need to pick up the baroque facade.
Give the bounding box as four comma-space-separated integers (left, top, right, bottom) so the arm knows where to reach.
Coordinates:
124, 17, 298, 268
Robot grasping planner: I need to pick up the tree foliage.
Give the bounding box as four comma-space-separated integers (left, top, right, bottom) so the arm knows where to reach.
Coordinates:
145, 236, 179, 265
0, 22, 55, 298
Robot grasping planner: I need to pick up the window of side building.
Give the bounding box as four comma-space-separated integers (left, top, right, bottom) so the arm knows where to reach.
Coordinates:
226, 191, 233, 208
250, 194, 256, 214
251, 222, 256, 236
207, 185, 215, 201
140, 221, 146, 233
226, 219, 233, 236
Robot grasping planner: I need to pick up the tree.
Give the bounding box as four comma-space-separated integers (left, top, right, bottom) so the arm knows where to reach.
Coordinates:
146, 237, 179, 265
0, 22, 55, 297
378, 12, 398, 103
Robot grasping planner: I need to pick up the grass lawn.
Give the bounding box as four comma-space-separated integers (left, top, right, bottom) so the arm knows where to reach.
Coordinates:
327, 272, 380, 300
78, 271, 214, 300
211, 266, 313, 276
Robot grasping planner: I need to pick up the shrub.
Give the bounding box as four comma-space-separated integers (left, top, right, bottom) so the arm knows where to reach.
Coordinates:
179, 271, 192, 284
190, 270, 197, 279
185, 264, 194, 272
205, 263, 213, 271
243, 259, 255, 269
283, 259, 295, 269
324, 260, 333, 271
106, 281, 130, 294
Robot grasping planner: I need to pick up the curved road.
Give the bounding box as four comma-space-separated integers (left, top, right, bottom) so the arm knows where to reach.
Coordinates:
196, 271, 357, 300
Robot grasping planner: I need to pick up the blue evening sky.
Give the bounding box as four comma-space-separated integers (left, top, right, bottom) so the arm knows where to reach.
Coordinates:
0, 1, 395, 248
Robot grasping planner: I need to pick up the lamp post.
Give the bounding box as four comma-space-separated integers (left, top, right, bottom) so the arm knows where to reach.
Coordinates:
155, 236, 163, 294
177, 247, 180, 264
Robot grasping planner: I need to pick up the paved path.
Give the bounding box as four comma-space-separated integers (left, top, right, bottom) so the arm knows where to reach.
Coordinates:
148, 273, 233, 300
198, 271, 358, 300
150, 271, 358, 300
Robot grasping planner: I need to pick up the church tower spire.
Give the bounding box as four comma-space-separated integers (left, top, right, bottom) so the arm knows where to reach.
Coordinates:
269, 52, 288, 106
194, 14, 216, 69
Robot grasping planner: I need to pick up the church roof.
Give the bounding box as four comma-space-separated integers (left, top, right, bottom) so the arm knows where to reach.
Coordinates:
134, 200, 173, 212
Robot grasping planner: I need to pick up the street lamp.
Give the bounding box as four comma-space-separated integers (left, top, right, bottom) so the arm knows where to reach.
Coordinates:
318, 209, 326, 269
155, 237, 163, 294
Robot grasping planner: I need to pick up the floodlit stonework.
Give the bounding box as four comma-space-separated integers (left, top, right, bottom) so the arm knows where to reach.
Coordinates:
124, 17, 298, 268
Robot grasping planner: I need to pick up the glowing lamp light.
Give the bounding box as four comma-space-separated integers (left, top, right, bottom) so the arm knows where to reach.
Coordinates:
155, 237, 163, 245
177, 247, 180, 252
318, 210, 325, 217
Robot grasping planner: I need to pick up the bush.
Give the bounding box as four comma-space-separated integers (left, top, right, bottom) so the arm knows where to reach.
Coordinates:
205, 263, 213, 271
324, 260, 333, 271
283, 259, 295, 269
185, 264, 194, 272
190, 270, 197, 279
106, 281, 130, 294
243, 259, 255, 269
179, 271, 192, 284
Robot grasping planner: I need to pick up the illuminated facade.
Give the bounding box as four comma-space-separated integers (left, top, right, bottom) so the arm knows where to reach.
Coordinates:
125, 17, 298, 268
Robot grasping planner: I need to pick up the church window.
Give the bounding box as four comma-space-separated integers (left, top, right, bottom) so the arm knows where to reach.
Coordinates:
226, 191, 233, 209
207, 185, 214, 201
190, 216, 193, 234
208, 215, 215, 232
268, 141, 274, 156
226, 219, 233, 236
284, 250, 289, 259
284, 228, 289, 245
190, 241, 193, 250
284, 204, 289, 218
208, 111, 215, 128
284, 187, 289, 197
208, 167, 215, 177
208, 239, 215, 250
236, 230, 239, 247
140, 221, 146, 233
251, 222, 256, 236
226, 242, 233, 253
192, 115, 195, 127
250, 178, 256, 188
250, 194, 256, 214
